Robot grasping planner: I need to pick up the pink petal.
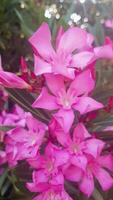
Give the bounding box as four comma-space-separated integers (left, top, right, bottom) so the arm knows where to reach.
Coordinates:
45, 74, 65, 95
72, 51, 94, 70
0, 151, 6, 165
94, 45, 113, 59
79, 172, 94, 197
34, 55, 51, 75
49, 118, 68, 146
53, 109, 74, 133
85, 139, 105, 158
74, 97, 103, 114
69, 69, 95, 96
29, 22, 55, 60
58, 27, 87, 53
53, 61, 75, 79
32, 87, 58, 110
7, 127, 28, 142
71, 155, 87, 171
93, 167, 113, 190
55, 150, 69, 167
87, 33, 95, 48
64, 165, 83, 182
50, 172, 64, 185
0, 71, 30, 89
56, 26, 64, 49
73, 123, 90, 142
26, 114, 47, 132
26, 182, 39, 192
98, 155, 113, 172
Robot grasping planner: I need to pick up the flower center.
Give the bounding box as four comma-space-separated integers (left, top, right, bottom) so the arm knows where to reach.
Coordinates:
57, 88, 78, 109
70, 143, 80, 154
48, 191, 60, 200
46, 160, 54, 172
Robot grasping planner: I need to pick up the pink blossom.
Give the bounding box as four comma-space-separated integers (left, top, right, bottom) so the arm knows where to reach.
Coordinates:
29, 22, 95, 79
27, 162, 72, 199
56, 123, 104, 171
28, 142, 69, 173
0, 105, 28, 127
5, 115, 47, 167
33, 70, 103, 132
79, 154, 113, 197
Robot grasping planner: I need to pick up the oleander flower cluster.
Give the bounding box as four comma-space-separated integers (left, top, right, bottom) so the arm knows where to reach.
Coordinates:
0, 23, 113, 200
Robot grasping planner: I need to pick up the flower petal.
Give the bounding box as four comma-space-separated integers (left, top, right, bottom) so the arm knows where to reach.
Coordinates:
69, 69, 95, 96
93, 167, 113, 190
64, 165, 83, 182
74, 97, 103, 114
34, 55, 51, 75
73, 123, 90, 142
98, 155, 113, 172
45, 74, 65, 95
94, 45, 113, 59
58, 27, 87, 53
55, 150, 69, 167
0, 71, 30, 89
72, 51, 94, 70
79, 172, 94, 197
71, 155, 87, 171
56, 26, 64, 49
85, 139, 105, 158
53, 109, 74, 133
29, 22, 55, 60
32, 87, 58, 110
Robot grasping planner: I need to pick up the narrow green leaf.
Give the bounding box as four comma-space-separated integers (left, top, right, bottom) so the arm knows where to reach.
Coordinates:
0, 126, 14, 132
92, 188, 104, 200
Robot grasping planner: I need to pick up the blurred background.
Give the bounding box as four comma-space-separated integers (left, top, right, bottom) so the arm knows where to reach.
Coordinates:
0, 0, 113, 70
1, 0, 113, 199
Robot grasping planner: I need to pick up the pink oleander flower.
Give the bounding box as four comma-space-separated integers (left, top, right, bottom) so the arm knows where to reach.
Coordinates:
27, 168, 72, 200
27, 170, 64, 193
28, 142, 69, 173
29, 23, 113, 79
33, 70, 103, 132
29, 22, 96, 79
4, 115, 47, 167
0, 56, 31, 89
0, 105, 28, 128
79, 154, 113, 197
54, 123, 104, 171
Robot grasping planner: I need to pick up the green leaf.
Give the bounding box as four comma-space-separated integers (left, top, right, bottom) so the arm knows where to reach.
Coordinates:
0, 170, 8, 190
0, 126, 14, 132
92, 188, 104, 200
